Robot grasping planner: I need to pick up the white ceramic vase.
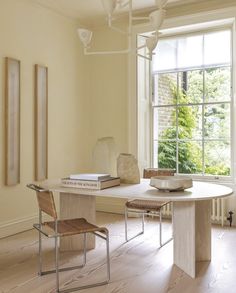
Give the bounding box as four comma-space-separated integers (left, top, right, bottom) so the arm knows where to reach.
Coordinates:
117, 153, 140, 184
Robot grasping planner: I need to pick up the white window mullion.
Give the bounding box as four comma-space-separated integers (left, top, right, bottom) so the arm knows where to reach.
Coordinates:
230, 27, 235, 181
176, 72, 179, 173
202, 69, 205, 175
202, 34, 206, 176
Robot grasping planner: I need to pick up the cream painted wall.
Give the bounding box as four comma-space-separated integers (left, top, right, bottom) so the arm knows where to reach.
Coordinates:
166, 0, 236, 18
89, 27, 128, 155
87, 27, 129, 213
0, 0, 91, 237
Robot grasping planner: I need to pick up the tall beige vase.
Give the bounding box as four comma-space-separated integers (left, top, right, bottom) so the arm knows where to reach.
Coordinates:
93, 137, 117, 177
117, 153, 140, 184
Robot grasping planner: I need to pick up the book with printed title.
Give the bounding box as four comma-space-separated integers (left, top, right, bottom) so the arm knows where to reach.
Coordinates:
61, 176, 120, 190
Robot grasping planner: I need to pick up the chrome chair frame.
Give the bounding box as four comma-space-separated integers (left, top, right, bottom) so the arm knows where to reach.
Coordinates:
125, 201, 173, 247
27, 184, 110, 293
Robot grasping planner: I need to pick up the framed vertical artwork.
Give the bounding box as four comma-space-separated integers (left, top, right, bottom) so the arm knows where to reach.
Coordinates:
5, 57, 20, 186
35, 64, 48, 181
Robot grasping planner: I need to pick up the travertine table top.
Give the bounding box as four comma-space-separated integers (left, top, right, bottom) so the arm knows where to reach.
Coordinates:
40, 179, 233, 202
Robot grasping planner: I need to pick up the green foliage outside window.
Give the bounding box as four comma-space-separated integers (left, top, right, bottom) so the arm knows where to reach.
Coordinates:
158, 86, 202, 174
157, 68, 230, 176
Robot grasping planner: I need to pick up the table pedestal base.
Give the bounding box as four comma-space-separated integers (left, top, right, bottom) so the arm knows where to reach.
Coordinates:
173, 200, 211, 278
59, 192, 96, 251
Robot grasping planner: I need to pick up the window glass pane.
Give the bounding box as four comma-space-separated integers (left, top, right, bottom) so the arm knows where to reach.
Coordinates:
204, 31, 231, 66
178, 106, 202, 139
153, 30, 231, 72
153, 39, 177, 71
154, 73, 177, 105
204, 103, 230, 139
178, 141, 202, 174
183, 70, 203, 103
205, 67, 231, 102
204, 141, 230, 175
177, 35, 203, 68
157, 141, 176, 169
153, 107, 176, 140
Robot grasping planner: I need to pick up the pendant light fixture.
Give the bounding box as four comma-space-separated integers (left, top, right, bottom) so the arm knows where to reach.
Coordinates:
77, 0, 167, 59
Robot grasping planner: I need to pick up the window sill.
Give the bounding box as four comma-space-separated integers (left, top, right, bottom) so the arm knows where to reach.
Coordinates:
176, 174, 234, 186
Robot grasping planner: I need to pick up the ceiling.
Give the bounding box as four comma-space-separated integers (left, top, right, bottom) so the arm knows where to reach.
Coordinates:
32, 0, 205, 24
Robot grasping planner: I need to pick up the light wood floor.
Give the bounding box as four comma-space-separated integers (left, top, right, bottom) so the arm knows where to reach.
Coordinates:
1, 212, 236, 293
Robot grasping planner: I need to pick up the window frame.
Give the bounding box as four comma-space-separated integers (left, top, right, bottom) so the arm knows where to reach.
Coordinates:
129, 12, 236, 185
151, 28, 234, 182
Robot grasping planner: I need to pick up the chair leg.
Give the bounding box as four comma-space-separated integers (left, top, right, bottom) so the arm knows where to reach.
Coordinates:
39, 233, 86, 277
159, 207, 173, 248
125, 209, 145, 242
159, 210, 162, 247
55, 236, 59, 293
38, 231, 42, 276
125, 206, 128, 242
142, 212, 145, 234
83, 233, 87, 266
37, 231, 110, 293
106, 231, 111, 282
56, 232, 110, 292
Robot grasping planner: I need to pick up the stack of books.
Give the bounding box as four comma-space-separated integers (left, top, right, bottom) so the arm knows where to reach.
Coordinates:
61, 173, 120, 190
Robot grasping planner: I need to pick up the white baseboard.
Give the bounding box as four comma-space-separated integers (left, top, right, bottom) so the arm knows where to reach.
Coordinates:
0, 214, 38, 239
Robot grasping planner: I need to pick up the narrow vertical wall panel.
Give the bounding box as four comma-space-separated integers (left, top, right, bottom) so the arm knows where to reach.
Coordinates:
35, 64, 48, 181
5, 57, 20, 186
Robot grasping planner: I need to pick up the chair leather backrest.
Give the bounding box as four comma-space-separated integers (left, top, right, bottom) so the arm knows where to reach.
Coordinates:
27, 184, 57, 219
36, 190, 57, 219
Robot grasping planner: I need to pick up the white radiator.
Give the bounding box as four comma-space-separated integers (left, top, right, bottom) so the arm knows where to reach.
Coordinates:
162, 198, 225, 226
211, 198, 226, 226
162, 203, 172, 217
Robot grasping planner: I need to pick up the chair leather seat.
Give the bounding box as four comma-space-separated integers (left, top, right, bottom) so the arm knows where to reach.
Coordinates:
44, 218, 108, 237
126, 199, 170, 212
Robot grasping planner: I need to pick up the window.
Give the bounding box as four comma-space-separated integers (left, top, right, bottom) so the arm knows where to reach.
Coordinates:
152, 30, 232, 177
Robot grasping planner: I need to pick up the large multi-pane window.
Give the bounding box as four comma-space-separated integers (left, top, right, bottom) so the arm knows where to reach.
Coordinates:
152, 30, 232, 176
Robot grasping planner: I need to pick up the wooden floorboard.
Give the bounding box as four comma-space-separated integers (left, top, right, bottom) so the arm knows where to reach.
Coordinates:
0, 212, 236, 293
